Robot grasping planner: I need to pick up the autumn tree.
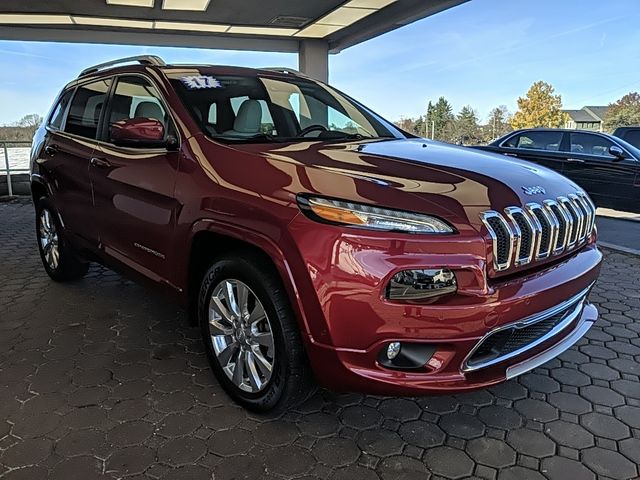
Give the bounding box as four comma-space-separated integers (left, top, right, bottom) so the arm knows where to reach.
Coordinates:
603, 92, 640, 131
511, 81, 568, 129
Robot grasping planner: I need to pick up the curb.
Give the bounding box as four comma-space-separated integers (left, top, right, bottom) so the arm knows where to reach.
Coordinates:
599, 241, 640, 257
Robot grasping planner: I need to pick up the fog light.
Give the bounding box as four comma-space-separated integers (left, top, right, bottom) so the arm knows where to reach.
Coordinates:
387, 342, 401, 360
377, 342, 437, 370
387, 269, 457, 301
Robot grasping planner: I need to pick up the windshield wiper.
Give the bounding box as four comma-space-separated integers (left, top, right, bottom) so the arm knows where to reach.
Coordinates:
217, 133, 282, 143
318, 131, 396, 142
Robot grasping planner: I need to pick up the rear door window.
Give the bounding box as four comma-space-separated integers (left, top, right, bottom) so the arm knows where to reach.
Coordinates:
64, 79, 112, 139
503, 131, 563, 151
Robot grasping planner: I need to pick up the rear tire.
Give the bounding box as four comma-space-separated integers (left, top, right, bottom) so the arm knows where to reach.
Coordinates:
35, 198, 88, 282
198, 252, 314, 412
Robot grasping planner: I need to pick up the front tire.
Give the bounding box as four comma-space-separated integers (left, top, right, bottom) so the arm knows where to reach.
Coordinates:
198, 252, 314, 412
35, 198, 88, 282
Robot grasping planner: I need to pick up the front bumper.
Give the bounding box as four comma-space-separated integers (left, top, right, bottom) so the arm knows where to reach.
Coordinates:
289, 216, 602, 395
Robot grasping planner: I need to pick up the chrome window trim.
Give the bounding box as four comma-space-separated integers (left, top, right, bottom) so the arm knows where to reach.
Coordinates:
461, 283, 594, 373
480, 211, 514, 272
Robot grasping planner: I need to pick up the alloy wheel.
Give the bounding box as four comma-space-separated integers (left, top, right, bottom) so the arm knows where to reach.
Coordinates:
208, 279, 275, 393
39, 209, 59, 270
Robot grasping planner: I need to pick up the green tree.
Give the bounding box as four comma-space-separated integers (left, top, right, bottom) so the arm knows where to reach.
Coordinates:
453, 106, 481, 145
485, 105, 512, 141
427, 97, 455, 141
511, 81, 569, 129
603, 92, 640, 131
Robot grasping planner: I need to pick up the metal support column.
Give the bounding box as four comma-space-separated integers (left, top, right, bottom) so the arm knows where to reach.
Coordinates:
298, 39, 329, 83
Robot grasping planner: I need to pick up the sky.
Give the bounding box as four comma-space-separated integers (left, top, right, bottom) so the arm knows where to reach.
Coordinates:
1, 0, 640, 125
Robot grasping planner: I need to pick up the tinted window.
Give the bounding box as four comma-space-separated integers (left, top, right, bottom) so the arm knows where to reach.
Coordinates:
107, 76, 167, 136
567, 133, 615, 158
48, 90, 74, 130
622, 130, 640, 149
504, 131, 563, 151
64, 79, 112, 139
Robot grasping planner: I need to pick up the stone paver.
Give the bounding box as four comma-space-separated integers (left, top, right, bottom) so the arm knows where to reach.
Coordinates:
1, 198, 639, 479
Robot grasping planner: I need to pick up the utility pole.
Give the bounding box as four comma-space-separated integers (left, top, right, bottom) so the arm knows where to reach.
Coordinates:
431, 121, 435, 140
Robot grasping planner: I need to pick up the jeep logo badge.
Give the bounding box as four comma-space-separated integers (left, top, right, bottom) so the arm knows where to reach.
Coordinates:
522, 185, 546, 195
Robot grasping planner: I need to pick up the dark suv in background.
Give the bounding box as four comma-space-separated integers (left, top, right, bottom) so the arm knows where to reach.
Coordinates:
613, 126, 640, 149
478, 128, 640, 213
31, 56, 602, 411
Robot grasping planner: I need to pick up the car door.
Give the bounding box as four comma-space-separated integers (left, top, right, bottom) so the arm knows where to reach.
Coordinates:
39, 78, 112, 245
561, 131, 638, 211
493, 131, 568, 174
90, 74, 181, 285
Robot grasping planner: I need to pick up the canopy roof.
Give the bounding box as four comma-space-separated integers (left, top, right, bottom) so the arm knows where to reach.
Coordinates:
0, 0, 466, 53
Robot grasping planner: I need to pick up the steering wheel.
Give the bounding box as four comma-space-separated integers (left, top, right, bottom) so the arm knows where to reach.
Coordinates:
297, 125, 328, 137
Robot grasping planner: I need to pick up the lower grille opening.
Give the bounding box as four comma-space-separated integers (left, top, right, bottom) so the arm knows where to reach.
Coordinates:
464, 290, 589, 371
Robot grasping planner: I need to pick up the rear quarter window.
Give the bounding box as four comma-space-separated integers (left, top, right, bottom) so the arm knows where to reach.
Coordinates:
48, 90, 74, 131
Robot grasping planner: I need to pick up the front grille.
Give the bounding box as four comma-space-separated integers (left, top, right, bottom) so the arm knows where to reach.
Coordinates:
463, 287, 589, 372
481, 192, 596, 272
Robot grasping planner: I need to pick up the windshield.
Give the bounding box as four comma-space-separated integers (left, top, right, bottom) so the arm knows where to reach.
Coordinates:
167, 69, 402, 143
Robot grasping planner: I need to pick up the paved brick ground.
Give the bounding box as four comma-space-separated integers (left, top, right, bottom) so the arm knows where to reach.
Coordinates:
1, 198, 639, 480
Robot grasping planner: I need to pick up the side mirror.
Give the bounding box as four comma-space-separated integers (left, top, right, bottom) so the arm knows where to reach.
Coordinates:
111, 118, 166, 148
609, 145, 625, 161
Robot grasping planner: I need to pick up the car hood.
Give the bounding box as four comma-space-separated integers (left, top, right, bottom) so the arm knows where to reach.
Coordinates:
228, 137, 583, 232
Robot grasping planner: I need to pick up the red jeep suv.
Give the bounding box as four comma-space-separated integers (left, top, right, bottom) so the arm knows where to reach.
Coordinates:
31, 56, 602, 411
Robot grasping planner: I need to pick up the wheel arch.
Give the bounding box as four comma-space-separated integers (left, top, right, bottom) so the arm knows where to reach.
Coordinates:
30, 174, 49, 203
185, 220, 314, 341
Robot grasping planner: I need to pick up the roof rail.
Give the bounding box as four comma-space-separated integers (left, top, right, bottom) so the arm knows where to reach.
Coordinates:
261, 67, 304, 76
79, 55, 166, 77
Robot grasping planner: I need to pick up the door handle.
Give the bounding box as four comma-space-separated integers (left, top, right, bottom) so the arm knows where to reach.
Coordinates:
503, 152, 518, 157
44, 145, 59, 156
567, 158, 585, 163
90, 157, 112, 168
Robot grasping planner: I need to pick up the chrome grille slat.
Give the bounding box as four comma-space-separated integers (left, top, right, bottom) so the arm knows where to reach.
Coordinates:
504, 207, 535, 266
480, 192, 596, 273
568, 194, 586, 243
526, 203, 553, 259
480, 211, 514, 271
559, 196, 579, 248
545, 200, 569, 254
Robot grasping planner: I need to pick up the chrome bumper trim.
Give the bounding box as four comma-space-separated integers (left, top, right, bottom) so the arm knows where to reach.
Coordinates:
506, 304, 596, 379
462, 283, 594, 373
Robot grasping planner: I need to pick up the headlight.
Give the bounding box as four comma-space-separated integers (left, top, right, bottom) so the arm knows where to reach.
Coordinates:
297, 195, 454, 234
